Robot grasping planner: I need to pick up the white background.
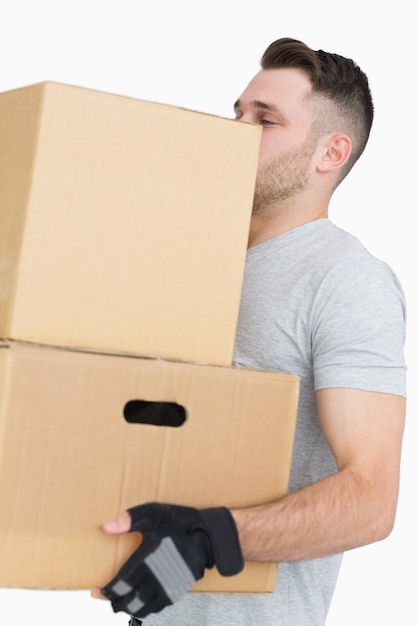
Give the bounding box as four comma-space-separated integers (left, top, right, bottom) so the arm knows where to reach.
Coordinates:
0, 1, 415, 624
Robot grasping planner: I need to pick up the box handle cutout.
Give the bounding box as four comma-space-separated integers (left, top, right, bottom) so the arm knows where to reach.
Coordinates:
124, 400, 187, 427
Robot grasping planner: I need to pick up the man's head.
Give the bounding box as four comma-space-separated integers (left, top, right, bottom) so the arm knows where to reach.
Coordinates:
235, 38, 373, 217
260, 37, 374, 183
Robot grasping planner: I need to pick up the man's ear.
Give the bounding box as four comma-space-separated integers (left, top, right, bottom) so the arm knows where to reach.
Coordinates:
317, 133, 352, 173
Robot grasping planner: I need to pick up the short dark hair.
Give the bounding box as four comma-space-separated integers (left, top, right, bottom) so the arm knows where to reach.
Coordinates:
261, 38, 374, 181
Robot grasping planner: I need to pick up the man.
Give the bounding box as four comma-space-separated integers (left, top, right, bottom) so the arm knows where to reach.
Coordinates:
92, 38, 407, 625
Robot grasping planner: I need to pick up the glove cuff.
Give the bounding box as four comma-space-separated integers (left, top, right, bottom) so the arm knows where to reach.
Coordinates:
200, 507, 244, 576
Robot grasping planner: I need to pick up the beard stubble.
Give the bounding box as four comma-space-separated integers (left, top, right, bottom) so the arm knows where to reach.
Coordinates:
253, 135, 318, 216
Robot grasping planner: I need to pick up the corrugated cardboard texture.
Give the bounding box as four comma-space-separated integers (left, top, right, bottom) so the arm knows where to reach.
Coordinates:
0, 342, 299, 592
0, 82, 260, 365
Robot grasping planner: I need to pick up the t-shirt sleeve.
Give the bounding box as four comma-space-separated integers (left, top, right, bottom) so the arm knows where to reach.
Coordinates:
312, 257, 407, 396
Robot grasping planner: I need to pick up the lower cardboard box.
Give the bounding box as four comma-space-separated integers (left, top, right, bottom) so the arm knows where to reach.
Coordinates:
0, 341, 299, 593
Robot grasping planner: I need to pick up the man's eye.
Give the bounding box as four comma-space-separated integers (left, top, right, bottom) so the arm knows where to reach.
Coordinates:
260, 119, 275, 127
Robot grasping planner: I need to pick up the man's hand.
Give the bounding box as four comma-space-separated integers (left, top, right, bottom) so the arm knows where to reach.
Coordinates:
95, 503, 243, 619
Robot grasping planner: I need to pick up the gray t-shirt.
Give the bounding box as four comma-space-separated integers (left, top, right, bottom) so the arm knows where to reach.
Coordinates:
141, 219, 407, 625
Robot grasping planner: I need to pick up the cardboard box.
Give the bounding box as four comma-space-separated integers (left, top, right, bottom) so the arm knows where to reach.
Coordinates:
0, 342, 299, 592
0, 82, 260, 366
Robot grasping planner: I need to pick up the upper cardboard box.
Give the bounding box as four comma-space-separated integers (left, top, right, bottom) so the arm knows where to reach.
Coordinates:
0, 82, 261, 365
0, 342, 299, 592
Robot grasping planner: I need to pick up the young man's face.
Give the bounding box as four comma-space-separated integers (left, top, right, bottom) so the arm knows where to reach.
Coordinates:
234, 67, 315, 163
234, 68, 319, 211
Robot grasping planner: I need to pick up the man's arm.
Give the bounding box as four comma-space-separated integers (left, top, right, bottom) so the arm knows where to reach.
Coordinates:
231, 388, 405, 562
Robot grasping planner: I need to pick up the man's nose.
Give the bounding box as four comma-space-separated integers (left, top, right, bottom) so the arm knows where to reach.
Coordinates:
235, 112, 255, 124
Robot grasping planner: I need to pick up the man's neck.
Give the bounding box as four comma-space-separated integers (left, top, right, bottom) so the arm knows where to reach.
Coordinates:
248, 205, 328, 248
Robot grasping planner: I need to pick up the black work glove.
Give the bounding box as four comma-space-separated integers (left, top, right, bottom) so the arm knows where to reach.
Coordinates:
101, 503, 244, 619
